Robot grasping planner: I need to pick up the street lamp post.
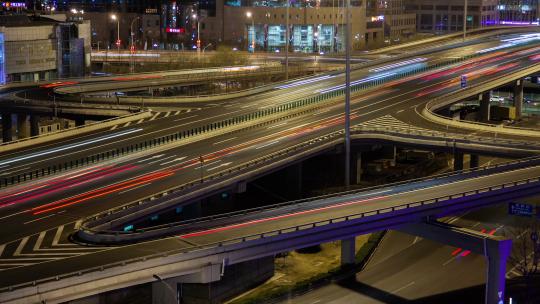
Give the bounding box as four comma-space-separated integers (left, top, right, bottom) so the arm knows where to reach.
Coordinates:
192, 14, 202, 55
285, 0, 289, 80
130, 16, 140, 73
246, 12, 255, 53
344, 0, 351, 188
463, 0, 468, 40
111, 14, 120, 53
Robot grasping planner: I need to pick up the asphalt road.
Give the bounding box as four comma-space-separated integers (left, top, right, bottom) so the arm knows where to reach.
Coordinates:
0, 151, 539, 288
273, 198, 532, 304
1, 30, 540, 289
0, 33, 534, 241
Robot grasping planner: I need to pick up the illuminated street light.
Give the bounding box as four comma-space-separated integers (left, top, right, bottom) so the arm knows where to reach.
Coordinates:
192, 14, 202, 54
111, 14, 120, 53
246, 12, 255, 53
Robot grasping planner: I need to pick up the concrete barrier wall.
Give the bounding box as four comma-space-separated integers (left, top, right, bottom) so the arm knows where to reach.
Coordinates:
0, 110, 152, 154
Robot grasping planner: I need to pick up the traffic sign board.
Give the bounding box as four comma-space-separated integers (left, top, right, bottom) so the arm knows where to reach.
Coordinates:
460, 75, 467, 88
509, 202, 534, 217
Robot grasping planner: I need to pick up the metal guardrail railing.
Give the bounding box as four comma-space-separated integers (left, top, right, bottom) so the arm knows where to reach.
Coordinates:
78, 123, 540, 239
3, 166, 540, 294
55, 65, 292, 95
353, 125, 540, 147
423, 61, 540, 134
2, 42, 538, 195
0, 110, 149, 149
0, 49, 473, 189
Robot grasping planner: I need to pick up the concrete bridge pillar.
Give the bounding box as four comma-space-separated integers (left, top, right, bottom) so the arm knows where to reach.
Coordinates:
286, 162, 303, 199
17, 113, 30, 139
479, 92, 491, 122
152, 258, 274, 304
453, 152, 464, 171
30, 115, 40, 137
75, 117, 85, 127
513, 78, 524, 120
399, 221, 511, 304
1, 113, 13, 143
354, 152, 363, 184
469, 154, 480, 169
341, 237, 356, 266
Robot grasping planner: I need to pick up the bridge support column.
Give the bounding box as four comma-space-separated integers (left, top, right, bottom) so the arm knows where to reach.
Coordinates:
1, 113, 13, 142
479, 92, 491, 122
399, 221, 511, 304
469, 154, 480, 169
17, 113, 29, 139
152, 258, 274, 304
75, 117, 85, 127
30, 115, 40, 137
513, 78, 524, 120
286, 162, 303, 199
453, 152, 464, 171
341, 237, 356, 266
354, 152, 363, 184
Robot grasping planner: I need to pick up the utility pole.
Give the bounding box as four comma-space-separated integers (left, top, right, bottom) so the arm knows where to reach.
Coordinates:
463, 0, 467, 40
344, 0, 351, 188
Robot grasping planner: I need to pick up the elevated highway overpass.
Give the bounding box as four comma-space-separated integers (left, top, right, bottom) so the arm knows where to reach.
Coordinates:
1, 27, 540, 303
1, 155, 538, 303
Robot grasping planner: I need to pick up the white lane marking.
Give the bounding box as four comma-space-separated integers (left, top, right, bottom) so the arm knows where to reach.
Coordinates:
195, 160, 221, 169
391, 281, 415, 294
0, 210, 28, 220
213, 137, 237, 145
33, 231, 46, 251
52, 225, 64, 246
160, 156, 187, 166
0, 263, 33, 267
207, 162, 232, 171
174, 111, 181, 115
268, 122, 287, 129
256, 140, 280, 150
147, 155, 176, 165
118, 183, 152, 194
164, 111, 171, 118
123, 121, 132, 127
14, 237, 28, 256
23, 213, 56, 225
110, 125, 118, 130
412, 236, 421, 245
396, 109, 404, 114
442, 256, 457, 266
136, 154, 165, 163
0, 244, 5, 257
137, 118, 145, 124
0, 129, 143, 167
149, 112, 160, 121
0, 167, 30, 176
173, 114, 198, 122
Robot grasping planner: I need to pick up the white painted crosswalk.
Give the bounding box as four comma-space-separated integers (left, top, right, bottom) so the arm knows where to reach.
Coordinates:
109, 108, 198, 131
0, 221, 108, 271
354, 115, 431, 134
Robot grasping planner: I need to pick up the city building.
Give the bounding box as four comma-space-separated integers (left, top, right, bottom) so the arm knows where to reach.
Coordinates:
0, 14, 91, 83
367, 0, 416, 42
497, 0, 539, 25
405, 0, 499, 32
202, 0, 416, 51
26, 0, 417, 52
